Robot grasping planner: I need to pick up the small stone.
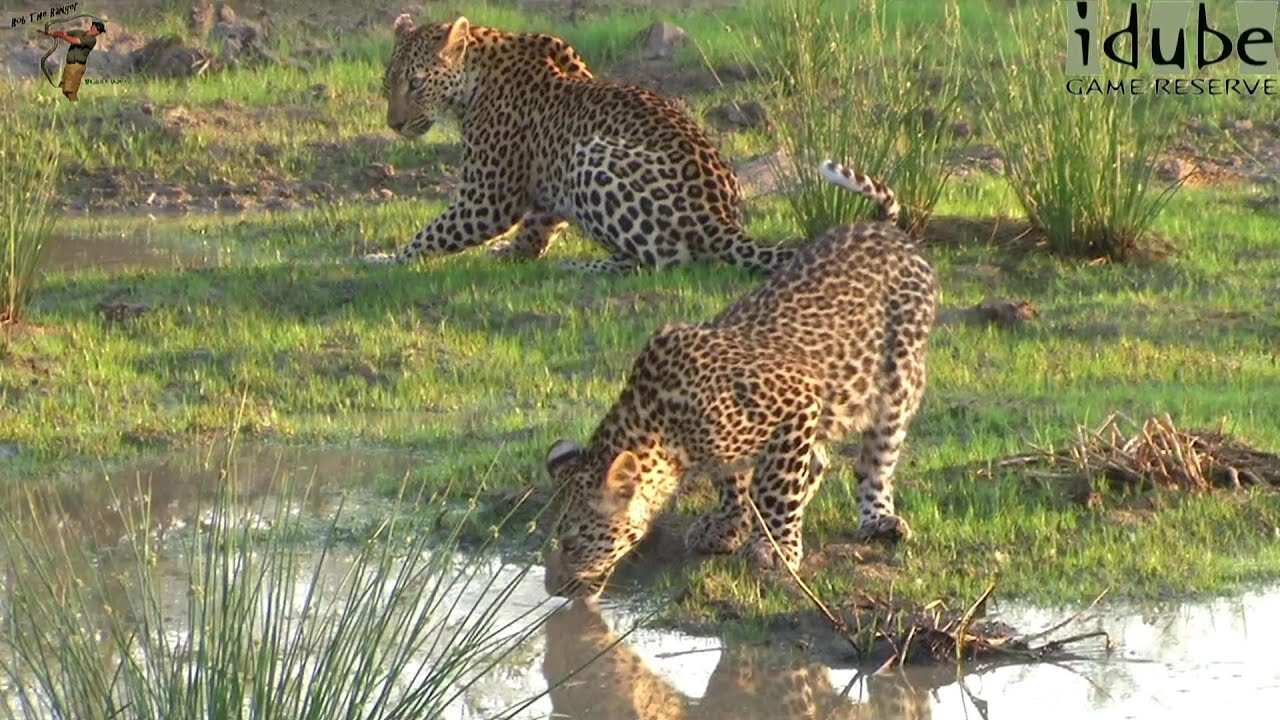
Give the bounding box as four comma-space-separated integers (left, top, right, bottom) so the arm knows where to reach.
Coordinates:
638, 21, 690, 60
704, 100, 770, 131
967, 298, 1037, 329
1154, 157, 1192, 184
1232, 118, 1254, 132
717, 62, 759, 82
190, 2, 216, 36
364, 163, 396, 183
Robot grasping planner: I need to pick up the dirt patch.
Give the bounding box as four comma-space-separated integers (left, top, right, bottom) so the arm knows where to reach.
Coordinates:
925, 215, 1041, 248
734, 150, 793, 200
1164, 117, 1280, 187
96, 300, 152, 324
574, 288, 685, 314
704, 99, 770, 132
992, 413, 1280, 497
939, 298, 1038, 330
606, 56, 725, 98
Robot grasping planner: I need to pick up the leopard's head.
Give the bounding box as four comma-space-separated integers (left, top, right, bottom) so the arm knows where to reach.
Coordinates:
383, 15, 472, 138
542, 439, 649, 599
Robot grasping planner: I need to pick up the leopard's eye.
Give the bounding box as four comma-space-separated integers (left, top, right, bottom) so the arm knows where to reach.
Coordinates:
559, 536, 580, 554
408, 75, 426, 91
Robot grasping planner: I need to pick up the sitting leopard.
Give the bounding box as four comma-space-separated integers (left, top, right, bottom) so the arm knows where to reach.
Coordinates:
543, 161, 938, 598
370, 15, 796, 274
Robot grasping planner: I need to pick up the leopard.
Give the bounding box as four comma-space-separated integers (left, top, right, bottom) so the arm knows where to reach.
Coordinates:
541, 599, 933, 720
542, 160, 938, 599
370, 14, 799, 274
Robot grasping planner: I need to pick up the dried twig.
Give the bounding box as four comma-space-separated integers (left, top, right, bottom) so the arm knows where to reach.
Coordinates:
988, 413, 1280, 493
746, 497, 865, 659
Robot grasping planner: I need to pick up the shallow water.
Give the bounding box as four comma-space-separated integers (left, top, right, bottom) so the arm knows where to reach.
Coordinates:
42, 230, 218, 272
33, 442, 421, 545
2, 445, 1278, 719
6, 545, 1275, 719
457, 581, 1280, 720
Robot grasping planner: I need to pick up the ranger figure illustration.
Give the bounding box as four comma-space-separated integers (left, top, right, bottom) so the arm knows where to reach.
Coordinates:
40, 19, 106, 102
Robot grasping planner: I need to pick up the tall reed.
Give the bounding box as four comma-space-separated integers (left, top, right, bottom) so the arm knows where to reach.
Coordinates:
980, 2, 1188, 260
1, 110, 60, 326
740, 0, 966, 237
0, 447, 563, 720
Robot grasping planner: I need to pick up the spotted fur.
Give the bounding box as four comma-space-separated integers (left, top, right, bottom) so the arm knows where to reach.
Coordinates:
370, 15, 799, 273
543, 163, 937, 598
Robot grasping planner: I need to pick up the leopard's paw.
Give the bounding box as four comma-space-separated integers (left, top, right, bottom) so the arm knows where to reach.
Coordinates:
856, 514, 912, 543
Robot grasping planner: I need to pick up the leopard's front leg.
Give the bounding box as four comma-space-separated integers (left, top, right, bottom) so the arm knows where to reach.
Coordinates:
745, 402, 824, 572
364, 186, 525, 265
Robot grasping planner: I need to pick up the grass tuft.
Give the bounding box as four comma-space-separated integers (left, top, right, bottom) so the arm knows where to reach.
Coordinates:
741, 0, 966, 236
980, 2, 1187, 261
0, 441, 563, 720
1, 110, 60, 327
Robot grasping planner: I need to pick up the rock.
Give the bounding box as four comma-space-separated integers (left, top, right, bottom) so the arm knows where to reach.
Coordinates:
162, 105, 202, 129
960, 144, 1005, 176
364, 163, 396, 185
200, 3, 274, 68
638, 21, 689, 60
918, 106, 939, 131
734, 150, 792, 200
308, 180, 335, 199
966, 298, 1037, 329
716, 62, 760, 83
704, 100, 769, 131
1154, 157, 1193, 184
1232, 118, 1254, 132
96, 300, 151, 323
190, 2, 216, 37
132, 36, 216, 78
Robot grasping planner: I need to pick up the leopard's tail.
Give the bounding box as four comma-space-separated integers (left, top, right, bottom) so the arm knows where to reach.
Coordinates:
818, 160, 900, 224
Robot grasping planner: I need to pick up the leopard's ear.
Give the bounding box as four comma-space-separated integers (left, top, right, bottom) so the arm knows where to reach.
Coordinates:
392, 13, 415, 39
437, 16, 470, 65
545, 439, 582, 472
601, 451, 641, 503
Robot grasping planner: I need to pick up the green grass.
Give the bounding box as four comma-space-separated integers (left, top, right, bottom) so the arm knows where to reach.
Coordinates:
5, 176, 1279, 617
2, 0, 1278, 628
